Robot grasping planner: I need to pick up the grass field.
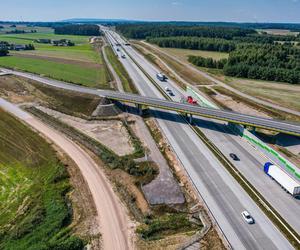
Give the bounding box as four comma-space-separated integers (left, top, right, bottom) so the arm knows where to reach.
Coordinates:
0, 27, 111, 88
13, 44, 101, 63
104, 46, 138, 93
224, 77, 300, 112
0, 56, 109, 88
0, 109, 83, 249
159, 47, 229, 62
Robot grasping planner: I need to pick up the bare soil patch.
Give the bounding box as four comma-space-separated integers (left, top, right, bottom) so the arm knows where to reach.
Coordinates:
36, 106, 135, 156
200, 228, 226, 250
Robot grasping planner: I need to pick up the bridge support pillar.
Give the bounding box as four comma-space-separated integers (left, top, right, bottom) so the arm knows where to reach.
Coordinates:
189, 114, 193, 124
136, 104, 143, 115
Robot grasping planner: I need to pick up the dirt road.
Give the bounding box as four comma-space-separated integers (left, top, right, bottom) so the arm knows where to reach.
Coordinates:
0, 98, 133, 250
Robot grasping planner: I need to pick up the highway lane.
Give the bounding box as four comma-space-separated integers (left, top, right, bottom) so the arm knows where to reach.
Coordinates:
104, 29, 294, 249
106, 29, 300, 235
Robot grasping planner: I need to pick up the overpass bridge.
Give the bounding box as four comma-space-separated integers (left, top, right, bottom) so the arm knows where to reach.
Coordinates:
100, 90, 300, 137
1, 68, 300, 137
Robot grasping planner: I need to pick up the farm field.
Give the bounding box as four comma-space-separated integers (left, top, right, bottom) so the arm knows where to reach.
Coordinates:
0, 26, 111, 88
224, 77, 300, 112
0, 109, 83, 249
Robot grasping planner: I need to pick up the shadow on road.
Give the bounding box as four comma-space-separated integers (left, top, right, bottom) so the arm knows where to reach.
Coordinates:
117, 102, 237, 136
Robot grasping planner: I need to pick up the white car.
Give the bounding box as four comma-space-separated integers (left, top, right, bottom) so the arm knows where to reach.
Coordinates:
165, 87, 170, 91
241, 211, 254, 224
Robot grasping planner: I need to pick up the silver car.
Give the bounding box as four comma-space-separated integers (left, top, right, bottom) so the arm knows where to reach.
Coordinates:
241, 210, 254, 224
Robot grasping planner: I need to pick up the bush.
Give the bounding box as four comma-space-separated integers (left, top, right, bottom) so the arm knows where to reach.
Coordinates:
137, 214, 195, 240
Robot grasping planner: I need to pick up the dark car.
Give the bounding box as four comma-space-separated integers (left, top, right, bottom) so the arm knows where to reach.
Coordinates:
230, 153, 240, 161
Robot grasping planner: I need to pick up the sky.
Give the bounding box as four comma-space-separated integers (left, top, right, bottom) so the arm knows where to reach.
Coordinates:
1, 0, 300, 23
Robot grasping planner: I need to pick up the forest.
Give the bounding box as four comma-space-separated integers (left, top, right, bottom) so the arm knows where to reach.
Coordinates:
224, 44, 300, 84
147, 36, 236, 52
116, 24, 255, 39
54, 24, 101, 36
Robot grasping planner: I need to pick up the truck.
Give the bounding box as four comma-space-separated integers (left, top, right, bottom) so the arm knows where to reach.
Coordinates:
156, 73, 167, 81
264, 162, 300, 196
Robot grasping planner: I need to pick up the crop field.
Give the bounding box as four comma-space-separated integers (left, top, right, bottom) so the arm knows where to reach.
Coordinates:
0, 26, 111, 88
224, 77, 300, 112
0, 109, 83, 249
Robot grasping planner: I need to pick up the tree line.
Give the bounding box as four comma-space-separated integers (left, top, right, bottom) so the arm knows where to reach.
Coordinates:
116, 24, 256, 40
188, 56, 228, 69
54, 24, 101, 36
147, 36, 236, 52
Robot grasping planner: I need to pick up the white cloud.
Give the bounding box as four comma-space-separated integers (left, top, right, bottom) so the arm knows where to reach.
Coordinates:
172, 1, 181, 5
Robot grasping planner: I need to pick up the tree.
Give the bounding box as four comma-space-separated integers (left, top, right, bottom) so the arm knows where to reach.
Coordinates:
0, 48, 9, 56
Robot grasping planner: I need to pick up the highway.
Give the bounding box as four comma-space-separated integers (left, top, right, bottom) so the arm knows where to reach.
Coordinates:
103, 28, 295, 249
1, 30, 298, 247
105, 28, 300, 233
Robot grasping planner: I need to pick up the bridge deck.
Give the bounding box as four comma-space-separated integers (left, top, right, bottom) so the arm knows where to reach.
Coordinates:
99, 90, 300, 137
